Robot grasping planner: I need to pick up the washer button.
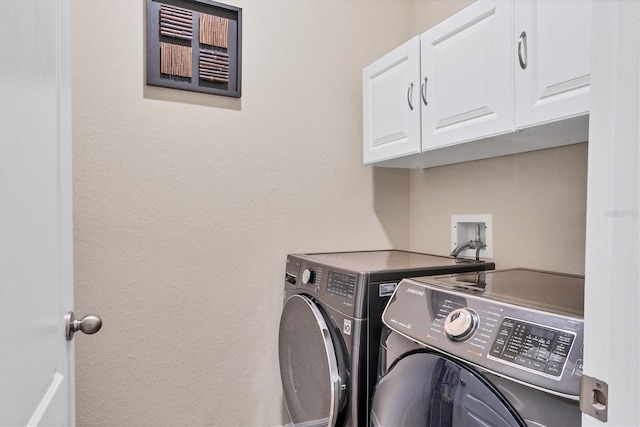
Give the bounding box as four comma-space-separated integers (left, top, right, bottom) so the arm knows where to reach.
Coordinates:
544, 362, 562, 377
531, 360, 546, 372
572, 359, 584, 379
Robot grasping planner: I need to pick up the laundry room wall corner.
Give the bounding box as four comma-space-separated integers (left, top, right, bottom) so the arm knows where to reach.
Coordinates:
372, 167, 411, 249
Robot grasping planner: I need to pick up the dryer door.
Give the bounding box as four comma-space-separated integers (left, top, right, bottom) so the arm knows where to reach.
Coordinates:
370, 351, 526, 427
279, 294, 346, 426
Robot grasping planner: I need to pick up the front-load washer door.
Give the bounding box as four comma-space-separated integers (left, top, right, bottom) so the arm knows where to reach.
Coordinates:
370, 351, 526, 427
279, 294, 346, 427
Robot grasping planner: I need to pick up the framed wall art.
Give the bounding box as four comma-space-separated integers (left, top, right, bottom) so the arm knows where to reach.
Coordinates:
146, 0, 242, 98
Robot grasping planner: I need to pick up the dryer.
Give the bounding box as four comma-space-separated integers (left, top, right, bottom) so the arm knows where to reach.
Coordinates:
278, 250, 495, 427
371, 269, 584, 427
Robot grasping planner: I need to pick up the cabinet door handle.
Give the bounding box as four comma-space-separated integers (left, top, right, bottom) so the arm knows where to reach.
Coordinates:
407, 82, 414, 111
518, 31, 528, 70
421, 76, 428, 106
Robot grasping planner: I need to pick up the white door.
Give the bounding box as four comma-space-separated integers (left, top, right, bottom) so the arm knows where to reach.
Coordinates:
514, 0, 592, 129
582, 0, 639, 425
420, 0, 513, 150
0, 0, 75, 425
362, 36, 421, 165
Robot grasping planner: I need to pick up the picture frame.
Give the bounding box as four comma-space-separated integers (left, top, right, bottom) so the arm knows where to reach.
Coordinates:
146, 0, 242, 98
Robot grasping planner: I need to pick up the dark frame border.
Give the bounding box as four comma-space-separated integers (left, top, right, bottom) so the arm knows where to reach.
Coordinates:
146, 0, 242, 98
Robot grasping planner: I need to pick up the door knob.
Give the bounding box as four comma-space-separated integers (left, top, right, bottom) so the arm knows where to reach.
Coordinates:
65, 311, 103, 341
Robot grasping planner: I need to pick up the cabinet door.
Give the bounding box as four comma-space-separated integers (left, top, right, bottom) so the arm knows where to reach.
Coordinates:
515, 0, 592, 129
363, 37, 421, 164
421, 1, 513, 150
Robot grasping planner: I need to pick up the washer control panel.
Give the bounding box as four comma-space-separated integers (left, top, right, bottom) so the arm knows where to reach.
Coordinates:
382, 278, 584, 397
488, 317, 575, 378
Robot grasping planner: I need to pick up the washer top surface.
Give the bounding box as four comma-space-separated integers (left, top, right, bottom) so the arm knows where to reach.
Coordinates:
300, 250, 476, 273
412, 268, 584, 318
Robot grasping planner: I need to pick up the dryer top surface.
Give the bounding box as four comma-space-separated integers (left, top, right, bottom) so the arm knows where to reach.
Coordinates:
298, 250, 485, 274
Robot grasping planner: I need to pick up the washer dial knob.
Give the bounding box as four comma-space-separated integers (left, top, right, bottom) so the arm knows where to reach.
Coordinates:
301, 268, 315, 285
444, 308, 478, 342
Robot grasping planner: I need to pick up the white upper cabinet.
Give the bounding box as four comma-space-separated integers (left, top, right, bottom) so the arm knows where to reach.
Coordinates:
362, 37, 421, 164
362, 0, 592, 168
514, 0, 592, 129
421, 1, 513, 150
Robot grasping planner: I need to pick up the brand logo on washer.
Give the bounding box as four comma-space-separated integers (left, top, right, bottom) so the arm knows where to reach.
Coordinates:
406, 288, 425, 297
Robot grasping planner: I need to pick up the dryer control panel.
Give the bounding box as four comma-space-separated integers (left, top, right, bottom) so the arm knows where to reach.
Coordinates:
382, 273, 584, 398
326, 271, 356, 299
284, 255, 363, 318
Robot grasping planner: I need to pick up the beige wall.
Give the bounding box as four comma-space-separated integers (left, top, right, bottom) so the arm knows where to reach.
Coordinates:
407, 0, 588, 274
408, 144, 588, 274
71, 1, 411, 426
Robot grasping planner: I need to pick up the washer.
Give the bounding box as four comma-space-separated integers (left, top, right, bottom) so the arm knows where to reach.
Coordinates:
278, 250, 495, 427
371, 268, 584, 427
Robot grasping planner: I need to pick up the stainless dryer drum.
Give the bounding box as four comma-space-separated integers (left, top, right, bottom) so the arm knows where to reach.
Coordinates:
279, 295, 346, 427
